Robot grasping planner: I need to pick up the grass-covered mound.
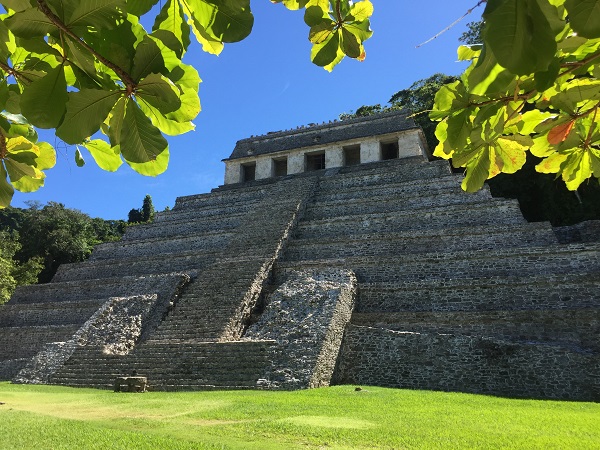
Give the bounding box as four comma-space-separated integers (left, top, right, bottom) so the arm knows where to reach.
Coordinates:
0, 383, 598, 449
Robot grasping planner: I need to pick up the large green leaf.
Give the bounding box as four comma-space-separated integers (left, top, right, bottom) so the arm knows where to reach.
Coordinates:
67, 0, 126, 29
347, 0, 373, 22
4, 7, 55, 38
126, 0, 160, 16
0, 163, 14, 208
131, 34, 165, 82
20, 65, 67, 128
137, 96, 195, 135
461, 147, 491, 192
483, 0, 557, 75
136, 73, 181, 114
182, 0, 253, 44
120, 100, 169, 175
565, 0, 600, 38
153, 0, 191, 57
310, 28, 343, 71
107, 96, 126, 147
4, 157, 44, 192
56, 89, 122, 144
81, 139, 122, 171
34, 141, 56, 170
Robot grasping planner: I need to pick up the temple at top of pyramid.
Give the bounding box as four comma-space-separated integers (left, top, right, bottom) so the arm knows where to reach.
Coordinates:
222, 110, 427, 184
0, 111, 598, 400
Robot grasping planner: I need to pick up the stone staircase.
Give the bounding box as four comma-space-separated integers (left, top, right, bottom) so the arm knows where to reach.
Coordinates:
273, 157, 600, 401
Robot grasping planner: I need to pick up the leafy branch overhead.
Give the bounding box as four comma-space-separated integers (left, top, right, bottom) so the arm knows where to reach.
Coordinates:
432, 0, 600, 192
0, 0, 373, 208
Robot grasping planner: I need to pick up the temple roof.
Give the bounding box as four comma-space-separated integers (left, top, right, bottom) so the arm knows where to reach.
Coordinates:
225, 110, 417, 161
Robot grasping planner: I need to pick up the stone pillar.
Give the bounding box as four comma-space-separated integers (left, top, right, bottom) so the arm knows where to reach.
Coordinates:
360, 139, 380, 163
325, 145, 344, 168
224, 162, 241, 184
288, 152, 305, 174
398, 130, 426, 158
255, 157, 272, 180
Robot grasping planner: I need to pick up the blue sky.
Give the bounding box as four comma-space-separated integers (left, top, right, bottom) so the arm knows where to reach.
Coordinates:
11, 1, 483, 220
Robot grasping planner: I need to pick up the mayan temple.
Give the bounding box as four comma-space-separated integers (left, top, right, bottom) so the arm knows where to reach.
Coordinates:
0, 111, 598, 400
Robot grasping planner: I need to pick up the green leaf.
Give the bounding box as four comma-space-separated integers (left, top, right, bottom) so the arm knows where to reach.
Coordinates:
67, 0, 126, 29
490, 135, 530, 176
562, 149, 593, 190
483, 0, 557, 75
20, 65, 67, 129
304, 3, 329, 27
131, 34, 165, 82
65, 36, 97, 78
1, 0, 34, 13
153, 0, 191, 57
4, 157, 44, 192
465, 47, 516, 96
347, 0, 373, 22
81, 139, 122, 171
108, 96, 126, 147
310, 28, 343, 71
136, 96, 195, 135
34, 141, 56, 170
565, 0, 600, 38
120, 100, 169, 175
136, 73, 181, 114
75, 146, 85, 167
457, 45, 481, 61
56, 89, 122, 144
4, 7, 56, 38
0, 163, 14, 208
430, 80, 470, 120
340, 27, 360, 58
309, 21, 335, 44
183, 0, 254, 44
461, 147, 491, 192
126, 0, 160, 16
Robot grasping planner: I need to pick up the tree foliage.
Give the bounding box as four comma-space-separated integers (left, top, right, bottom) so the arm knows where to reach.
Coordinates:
0, 202, 126, 283
128, 193, 154, 223
433, 0, 600, 193
0, 0, 374, 208
0, 229, 43, 303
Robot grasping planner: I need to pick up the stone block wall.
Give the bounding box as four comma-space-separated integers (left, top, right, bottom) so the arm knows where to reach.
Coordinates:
244, 269, 357, 389
335, 325, 599, 401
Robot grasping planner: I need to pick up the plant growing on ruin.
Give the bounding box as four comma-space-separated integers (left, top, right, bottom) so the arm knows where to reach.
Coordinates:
0, 0, 374, 208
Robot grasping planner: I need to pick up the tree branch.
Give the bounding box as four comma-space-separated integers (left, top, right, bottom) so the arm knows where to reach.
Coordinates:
36, 0, 137, 89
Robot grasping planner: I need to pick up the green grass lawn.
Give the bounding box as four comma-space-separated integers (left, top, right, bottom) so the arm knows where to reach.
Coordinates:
0, 382, 598, 449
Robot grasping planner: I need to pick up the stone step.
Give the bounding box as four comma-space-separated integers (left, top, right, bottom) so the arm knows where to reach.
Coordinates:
284, 223, 556, 260
295, 199, 525, 238
275, 243, 600, 283
0, 299, 106, 327
315, 171, 463, 200
154, 200, 260, 223
303, 189, 493, 220
49, 341, 275, 389
0, 325, 79, 360
356, 272, 600, 313
335, 325, 600, 401
122, 213, 244, 241
9, 273, 188, 304
172, 183, 278, 210
351, 309, 600, 349
316, 158, 452, 190
53, 252, 214, 282
90, 230, 235, 261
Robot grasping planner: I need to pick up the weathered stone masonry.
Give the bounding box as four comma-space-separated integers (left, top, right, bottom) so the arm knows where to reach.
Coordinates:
0, 110, 598, 400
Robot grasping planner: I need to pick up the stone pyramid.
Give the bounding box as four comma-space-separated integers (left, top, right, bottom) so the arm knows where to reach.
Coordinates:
0, 111, 598, 400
